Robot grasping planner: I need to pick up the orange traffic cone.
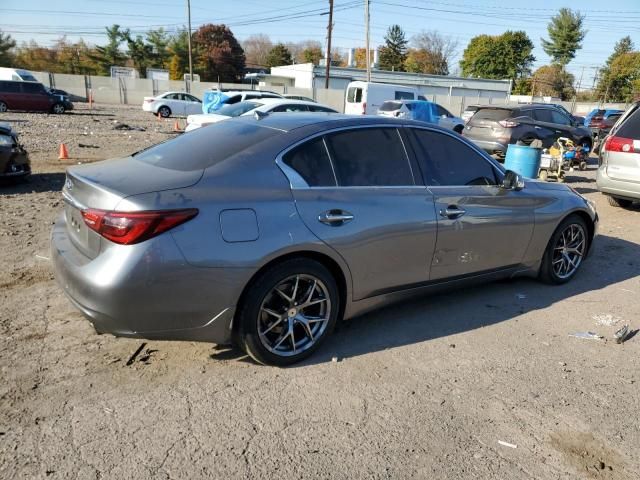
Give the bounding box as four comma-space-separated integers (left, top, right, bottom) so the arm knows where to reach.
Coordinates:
173, 120, 181, 132
58, 143, 69, 160
156, 111, 161, 122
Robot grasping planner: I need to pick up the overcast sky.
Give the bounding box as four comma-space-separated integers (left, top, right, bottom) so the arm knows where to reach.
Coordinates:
2, 0, 639, 87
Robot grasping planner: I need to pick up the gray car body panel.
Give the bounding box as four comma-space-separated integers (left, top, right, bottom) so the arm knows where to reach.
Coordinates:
51, 114, 597, 345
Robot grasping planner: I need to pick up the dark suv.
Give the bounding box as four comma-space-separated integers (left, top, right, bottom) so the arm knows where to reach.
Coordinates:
0, 80, 72, 114
462, 105, 592, 157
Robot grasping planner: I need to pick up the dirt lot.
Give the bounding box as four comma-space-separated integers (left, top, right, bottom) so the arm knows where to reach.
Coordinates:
1, 103, 639, 479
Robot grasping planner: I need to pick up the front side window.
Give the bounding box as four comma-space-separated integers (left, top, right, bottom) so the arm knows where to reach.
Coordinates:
325, 128, 414, 187
550, 110, 571, 125
410, 129, 497, 186
533, 109, 553, 123
347, 87, 362, 103
282, 137, 336, 187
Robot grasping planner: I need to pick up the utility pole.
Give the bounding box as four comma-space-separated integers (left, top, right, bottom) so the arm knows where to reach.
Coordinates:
572, 65, 585, 113
365, 0, 371, 81
325, 0, 333, 89
187, 0, 193, 90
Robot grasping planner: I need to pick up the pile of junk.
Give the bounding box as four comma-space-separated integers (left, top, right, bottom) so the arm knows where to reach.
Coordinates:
536, 137, 590, 183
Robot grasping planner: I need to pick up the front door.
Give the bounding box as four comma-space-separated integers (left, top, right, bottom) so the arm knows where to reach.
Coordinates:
280, 126, 438, 300
406, 127, 538, 280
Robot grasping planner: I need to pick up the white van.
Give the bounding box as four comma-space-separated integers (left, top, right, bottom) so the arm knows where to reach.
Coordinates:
0, 67, 39, 82
344, 81, 425, 115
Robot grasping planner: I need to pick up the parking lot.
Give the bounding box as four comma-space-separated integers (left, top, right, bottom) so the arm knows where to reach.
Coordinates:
1, 103, 639, 479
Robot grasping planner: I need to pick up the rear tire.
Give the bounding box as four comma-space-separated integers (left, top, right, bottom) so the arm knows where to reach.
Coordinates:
539, 214, 589, 285
608, 196, 633, 208
0, 101, 7, 113
453, 125, 463, 134
158, 106, 171, 118
237, 258, 340, 366
51, 103, 65, 114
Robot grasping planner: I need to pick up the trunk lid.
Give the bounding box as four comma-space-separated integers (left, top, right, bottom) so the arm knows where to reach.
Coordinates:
62, 156, 203, 258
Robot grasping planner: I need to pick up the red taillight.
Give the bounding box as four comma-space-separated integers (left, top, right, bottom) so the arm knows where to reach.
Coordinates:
362, 102, 366, 115
498, 119, 519, 128
144, 98, 155, 103
604, 135, 634, 153
81, 208, 198, 245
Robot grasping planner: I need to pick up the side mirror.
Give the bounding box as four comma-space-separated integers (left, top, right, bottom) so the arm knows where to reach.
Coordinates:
501, 170, 525, 191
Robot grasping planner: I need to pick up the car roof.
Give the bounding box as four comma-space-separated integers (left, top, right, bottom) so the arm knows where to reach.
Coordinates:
253, 98, 325, 107
159, 91, 191, 96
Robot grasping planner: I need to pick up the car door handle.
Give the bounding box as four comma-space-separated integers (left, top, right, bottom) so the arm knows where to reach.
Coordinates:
439, 206, 466, 219
318, 210, 354, 226
534, 126, 542, 129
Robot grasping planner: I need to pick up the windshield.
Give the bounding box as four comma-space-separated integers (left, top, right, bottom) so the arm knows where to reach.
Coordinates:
17, 70, 38, 82
217, 101, 262, 117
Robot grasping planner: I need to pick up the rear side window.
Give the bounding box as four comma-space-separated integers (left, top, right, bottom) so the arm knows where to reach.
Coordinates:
473, 108, 512, 121
308, 105, 336, 113
616, 108, 640, 139
282, 137, 336, 187
325, 128, 414, 186
395, 91, 414, 100
550, 110, 571, 125
410, 129, 497, 186
347, 87, 362, 103
379, 101, 402, 111
533, 109, 553, 123
0, 81, 20, 93
135, 121, 281, 171
21, 83, 45, 94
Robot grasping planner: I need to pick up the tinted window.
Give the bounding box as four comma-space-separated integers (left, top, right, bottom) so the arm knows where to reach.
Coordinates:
436, 105, 451, 117
616, 108, 640, 139
379, 101, 402, 111
216, 101, 262, 117
271, 104, 309, 112
187, 95, 200, 102
473, 108, 512, 121
0, 81, 20, 93
550, 110, 571, 125
135, 121, 281, 171
282, 137, 335, 187
395, 91, 414, 100
21, 83, 45, 94
325, 128, 414, 186
417, 95, 427, 101
308, 105, 336, 113
347, 87, 362, 103
410, 129, 497, 186
533, 109, 553, 123
518, 109, 534, 119
225, 95, 242, 104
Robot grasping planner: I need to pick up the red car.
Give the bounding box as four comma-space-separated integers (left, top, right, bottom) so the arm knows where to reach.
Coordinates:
0, 80, 70, 114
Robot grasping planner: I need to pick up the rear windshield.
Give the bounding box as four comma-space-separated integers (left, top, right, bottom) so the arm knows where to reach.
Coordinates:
615, 107, 640, 139
347, 87, 363, 103
134, 120, 281, 171
379, 101, 402, 111
465, 106, 479, 112
472, 108, 513, 121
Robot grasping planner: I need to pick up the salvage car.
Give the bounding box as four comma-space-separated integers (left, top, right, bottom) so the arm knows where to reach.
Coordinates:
52, 115, 598, 366
0, 123, 30, 180
377, 100, 464, 133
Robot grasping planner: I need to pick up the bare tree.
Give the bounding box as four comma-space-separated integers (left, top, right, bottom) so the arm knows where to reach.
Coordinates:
406, 30, 458, 75
242, 34, 273, 68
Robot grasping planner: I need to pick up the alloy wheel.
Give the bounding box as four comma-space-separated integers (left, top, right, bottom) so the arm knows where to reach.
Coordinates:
53, 104, 65, 114
552, 223, 586, 279
257, 274, 331, 357
0, 102, 7, 113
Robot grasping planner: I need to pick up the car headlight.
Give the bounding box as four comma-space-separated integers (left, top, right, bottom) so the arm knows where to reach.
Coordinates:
0, 134, 14, 146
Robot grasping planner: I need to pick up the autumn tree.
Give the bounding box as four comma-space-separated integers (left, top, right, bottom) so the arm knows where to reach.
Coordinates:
243, 34, 273, 67
531, 64, 575, 100
597, 36, 634, 100
460, 31, 534, 81
89, 24, 127, 75
265, 43, 292, 68
54, 37, 98, 74
14, 41, 57, 72
405, 31, 457, 75
541, 8, 586, 66
193, 24, 245, 82
0, 30, 16, 67
379, 25, 408, 71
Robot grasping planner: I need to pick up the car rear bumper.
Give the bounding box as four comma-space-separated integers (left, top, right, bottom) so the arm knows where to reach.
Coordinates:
142, 103, 154, 112
596, 166, 640, 201
466, 138, 508, 155
50, 211, 248, 344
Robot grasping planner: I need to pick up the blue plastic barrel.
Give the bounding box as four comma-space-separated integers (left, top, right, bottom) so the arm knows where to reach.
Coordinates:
504, 144, 542, 178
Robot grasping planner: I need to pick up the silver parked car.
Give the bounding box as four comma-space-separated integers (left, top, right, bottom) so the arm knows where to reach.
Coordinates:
377, 100, 465, 133
596, 102, 639, 207
52, 114, 598, 366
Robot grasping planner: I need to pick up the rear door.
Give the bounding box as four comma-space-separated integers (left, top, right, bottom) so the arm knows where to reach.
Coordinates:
531, 108, 559, 147
605, 107, 640, 183
281, 126, 438, 300
345, 85, 364, 114
406, 127, 537, 279
184, 94, 202, 114
549, 109, 580, 142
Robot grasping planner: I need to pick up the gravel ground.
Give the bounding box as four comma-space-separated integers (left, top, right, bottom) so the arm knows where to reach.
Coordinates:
1, 104, 639, 479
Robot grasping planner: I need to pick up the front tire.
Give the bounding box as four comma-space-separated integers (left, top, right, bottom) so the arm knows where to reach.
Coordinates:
51, 103, 65, 114
237, 259, 339, 366
539, 215, 589, 284
608, 196, 632, 208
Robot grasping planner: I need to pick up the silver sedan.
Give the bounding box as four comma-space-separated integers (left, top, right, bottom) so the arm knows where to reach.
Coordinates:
52, 114, 598, 366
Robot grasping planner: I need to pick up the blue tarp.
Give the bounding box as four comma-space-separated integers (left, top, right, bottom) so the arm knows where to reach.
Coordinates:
202, 91, 229, 113
407, 101, 438, 124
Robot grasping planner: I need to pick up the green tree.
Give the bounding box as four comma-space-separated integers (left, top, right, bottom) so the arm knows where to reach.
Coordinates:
531, 64, 575, 100
265, 43, 292, 68
379, 25, 408, 71
0, 29, 16, 67
168, 28, 190, 80
146, 28, 171, 69
541, 8, 586, 66
54, 37, 99, 74
605, 52, 640, 102
121, 30, 154, 76
193, 24, 245, 82
302, 46, 323, 65
460, 31, 534, 81
89, 24, 127, 75
596, 36, 634, 100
